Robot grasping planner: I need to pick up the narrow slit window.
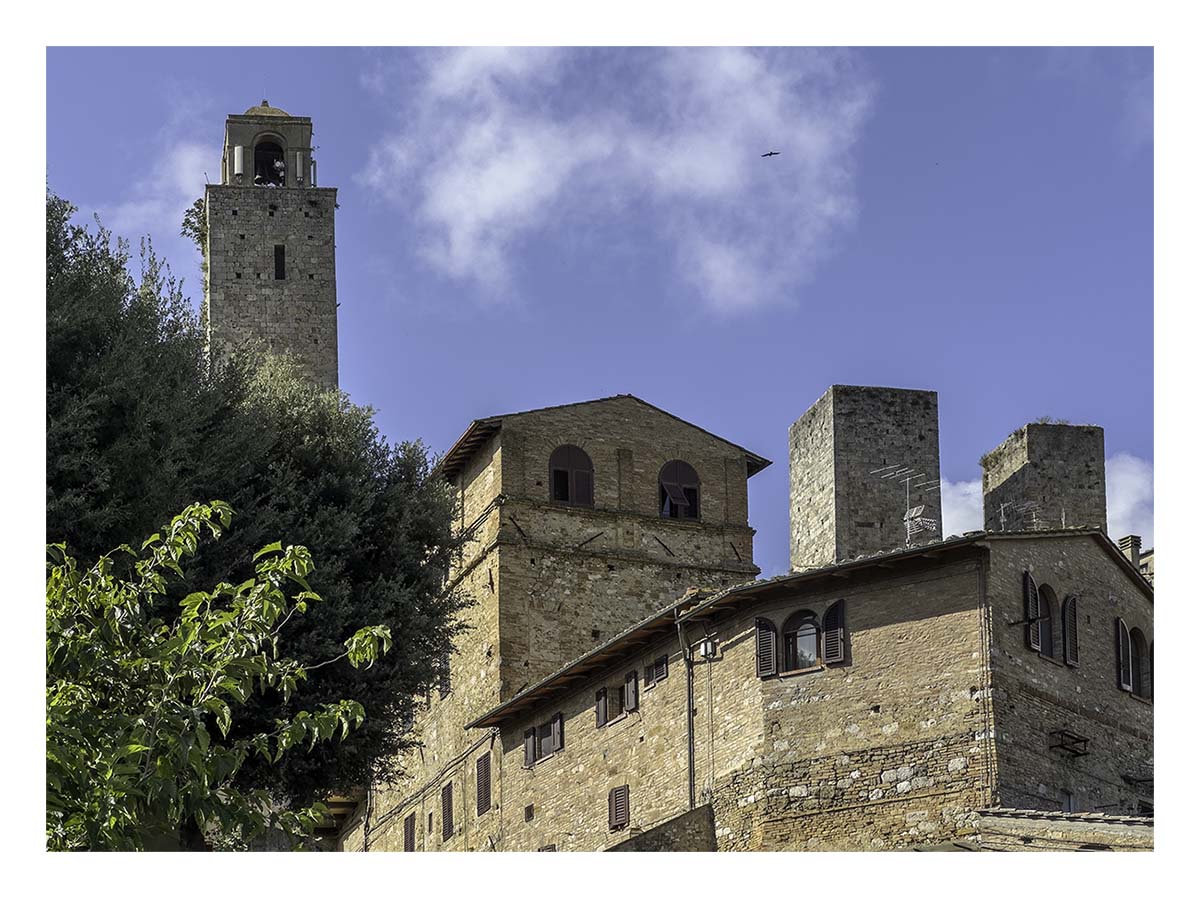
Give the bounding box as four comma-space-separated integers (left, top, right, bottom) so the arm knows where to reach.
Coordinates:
274, 244, 286, 280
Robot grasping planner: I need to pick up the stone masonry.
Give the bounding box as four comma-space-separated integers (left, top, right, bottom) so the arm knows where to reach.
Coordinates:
981, 423, 1106, 533
789, 385, 942, 570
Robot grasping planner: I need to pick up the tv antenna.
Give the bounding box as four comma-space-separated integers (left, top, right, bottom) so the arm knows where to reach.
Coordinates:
870, 463, 941, 546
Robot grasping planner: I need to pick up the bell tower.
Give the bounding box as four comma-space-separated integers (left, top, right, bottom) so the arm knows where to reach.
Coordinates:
204, 100, 339, 388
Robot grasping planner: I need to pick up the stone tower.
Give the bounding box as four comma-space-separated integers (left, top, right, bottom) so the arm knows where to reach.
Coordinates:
789, 385, 942, 570
204, 100, 339, 388
981, 423, 1106, 533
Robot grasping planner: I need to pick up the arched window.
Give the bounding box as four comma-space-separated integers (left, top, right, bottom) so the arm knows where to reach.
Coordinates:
659, 460, 699, 520
254, 138, 286, 186
782, 611, 820, 672
1130, 628, 1150, 699
548, 445, 593, 507
1062, 594, 1079, 667
1115, 617, 1132, 691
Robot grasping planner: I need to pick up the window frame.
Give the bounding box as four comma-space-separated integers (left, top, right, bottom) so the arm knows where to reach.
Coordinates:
780, 610, 821, 674
549, 444, 595, 508
523, 711, 565, 767
658, 460, 701, 521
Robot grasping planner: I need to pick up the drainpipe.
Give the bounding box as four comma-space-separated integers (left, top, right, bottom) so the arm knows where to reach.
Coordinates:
675, 610, 695, 810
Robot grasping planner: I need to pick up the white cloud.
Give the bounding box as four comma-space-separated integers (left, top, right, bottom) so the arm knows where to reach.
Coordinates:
104, 141, 214, 241
359, 48, 874, 313
940, 477, 983, 537
1106, 452, 1154, 546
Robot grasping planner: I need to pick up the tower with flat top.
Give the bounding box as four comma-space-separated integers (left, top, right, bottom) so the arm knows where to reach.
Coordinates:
204, 100, 339, 388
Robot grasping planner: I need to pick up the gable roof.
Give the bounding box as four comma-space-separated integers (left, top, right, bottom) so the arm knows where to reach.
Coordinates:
434, 394, 771, 482
465, 527, 1150, 730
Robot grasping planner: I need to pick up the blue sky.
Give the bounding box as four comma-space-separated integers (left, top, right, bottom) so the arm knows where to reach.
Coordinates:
46, 46, 1153, 577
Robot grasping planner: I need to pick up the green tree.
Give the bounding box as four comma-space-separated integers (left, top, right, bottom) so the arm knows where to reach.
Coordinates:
46, 192, 465, 805
46, 502, 392, 850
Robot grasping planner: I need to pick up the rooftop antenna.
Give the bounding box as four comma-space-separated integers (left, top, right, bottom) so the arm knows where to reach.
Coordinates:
870, 462, 941, 545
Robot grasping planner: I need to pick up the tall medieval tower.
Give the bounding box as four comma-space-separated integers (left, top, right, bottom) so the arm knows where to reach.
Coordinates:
204, 100, 339, 388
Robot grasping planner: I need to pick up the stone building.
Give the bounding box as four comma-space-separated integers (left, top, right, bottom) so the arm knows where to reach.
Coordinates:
204, 102, 1152, 851
335, 387, 1153, 852
204, 101, 339, 388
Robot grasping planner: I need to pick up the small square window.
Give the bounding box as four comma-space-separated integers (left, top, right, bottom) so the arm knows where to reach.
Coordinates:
235, 272, 242, 279
308, 274, 315, 280
231, 209, 238, 216
239, 234, 245, 240
304, 211, 311, 218
524, 804, 535, 822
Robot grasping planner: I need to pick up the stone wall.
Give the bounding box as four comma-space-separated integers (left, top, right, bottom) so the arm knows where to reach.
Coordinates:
609, 805, 717, 851
985, 535, 1153, 815
981, 424, 1107, 533
205, 184, 339, 388
789, 386, 941, 570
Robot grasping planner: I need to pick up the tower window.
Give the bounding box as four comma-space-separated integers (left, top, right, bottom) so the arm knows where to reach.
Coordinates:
231, 209, 237, 216
549, 445, 594, 507
274, 245, 286, 280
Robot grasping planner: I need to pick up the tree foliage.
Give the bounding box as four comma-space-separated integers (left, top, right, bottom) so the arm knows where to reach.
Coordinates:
45, 192, 465, 804
46, 502, 392, 850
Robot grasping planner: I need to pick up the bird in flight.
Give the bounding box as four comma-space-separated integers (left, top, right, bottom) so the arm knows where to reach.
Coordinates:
761, 150, 780, 157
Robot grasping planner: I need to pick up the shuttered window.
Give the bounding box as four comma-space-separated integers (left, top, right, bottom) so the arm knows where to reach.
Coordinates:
645, 655, 668, 688
608, 785, 630, 831
1024, 571, 1042, 653
659, 461, 700, 520
437, 652, 451, 699
476, 753, 492, 816
1116, 618, 1132, 691
441, 781, 453, 842
403, 812, 416, 851
595, 689, 608, 728
755, 618, 777, 678
624, 670, 639, 711
606, 687, 624, 722
525, 713, 564, 764
822, 600, 847, 665
1062, 595, 1079, 667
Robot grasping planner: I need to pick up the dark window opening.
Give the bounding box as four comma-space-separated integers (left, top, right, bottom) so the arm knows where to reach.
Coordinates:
659, 460, 700, 520
254, 140, 286, 186
231, 209, 238, 216
549, 445, 594, 507
782, 615, 820, 672
274, 244, 286, 280
524, 804, 535, 822
523, 712, 564, 766
1130, 628, 1151, 699
235, 273, 241, 279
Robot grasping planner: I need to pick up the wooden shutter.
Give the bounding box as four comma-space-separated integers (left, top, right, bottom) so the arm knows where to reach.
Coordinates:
608, 785, 630, 831
595, 689, 608, 727
755, 618, 777, 678
822, 600, 846, 665
1024, 571, 1042, 652
624, 670, 639, 711
403, 812, 415, 851
476, 753, 491, 816
1116, 618, 1132, 691
654, 655, 668, 682
550, 712, 564, 752
441, 781, 453, 841
574, 469, 593, 506
1063, 595, 1079, 667
523, 727, 536, 767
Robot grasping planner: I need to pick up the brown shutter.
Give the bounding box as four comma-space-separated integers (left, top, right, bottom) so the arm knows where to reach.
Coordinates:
476, 753, 492, 816
1024, 571, 1042, 652
822, 600, 846, 665
609, 785, 630, 830
550, 712, 564, 752
523, 727, 536, 767
403, 812, 415, 851
575, 469, 593, 506
441, 781, 453, 841
1116, 618, 1132, 691
1063, 595, 1079, 667
624, 670, 639, 711
595, 689, 608, 727
755, 618, 777, 678
655, 655, 668, 682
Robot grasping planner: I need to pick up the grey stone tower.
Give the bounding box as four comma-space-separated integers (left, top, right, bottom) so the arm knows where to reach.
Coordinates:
981, 423, 1106, 533
204, 100, 339, 388
789, 385, 942, 570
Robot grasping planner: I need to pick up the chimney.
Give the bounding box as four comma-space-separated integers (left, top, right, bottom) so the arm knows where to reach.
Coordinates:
1119, 534, 1142, 566
789, 385, 941, 570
